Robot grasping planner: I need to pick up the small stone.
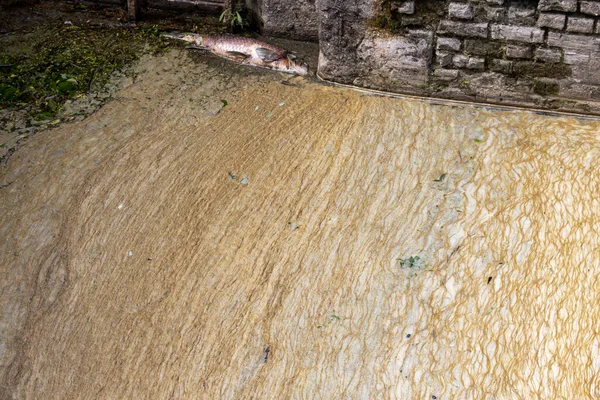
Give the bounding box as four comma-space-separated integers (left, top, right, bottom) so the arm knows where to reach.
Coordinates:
453, 54, 469, 68
487, 0, 504, 4
448, 2, 474, 20
128, 250, 133, 257
506, 44, 532, 59
453, 54, 485, 70
508, 7, 536, 25
240, 177, 249, 185
537, 13, 566, 30
538, 0, 577, 12
580, 1, 600, 16
437, 37, 462, 51
567, 17, 595, 33
437, 51, 454, 67
434, 68, 460, 81
392, 0, 415, 14
485, 6, 506, 21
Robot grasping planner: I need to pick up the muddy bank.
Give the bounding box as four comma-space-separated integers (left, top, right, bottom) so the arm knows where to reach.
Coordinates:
2, 46, 600, 399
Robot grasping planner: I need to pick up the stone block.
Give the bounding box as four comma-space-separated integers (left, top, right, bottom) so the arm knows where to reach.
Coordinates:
547, 32, 600, 51
491, 59, 513, 73
486, 0, 504, 4
438, 20, 489, 38
506, 44, 533, 59
537, 13, 566, 30
469, 72, 506, 90
491, 24, 545, 43
512, 61, 571, 78
535, 47, 563, 63
448, 2, 475, 20
580, 1, 600, 16
538, 0, 577, 12
508, 7, 536, 25
437, 37, 462, 51
563, 50, 591, 64
453, 54, 485, 70
513, 78, 534, 93
567, 17, 595, 33
559, 82, 598, 99
464, 39, 504, 57
533, 78, 561, 96
434, 69, 460, 81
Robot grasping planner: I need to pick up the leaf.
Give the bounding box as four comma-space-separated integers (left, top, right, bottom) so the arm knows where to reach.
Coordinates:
433, 173, 446, 182
236, 12, 243, 25
474, 138, 482, 143
219, 10, 228, 22
58, 80, 75, 93
220, 99, 228, 107
0, 84, 18, 101
35, 111, 54, 120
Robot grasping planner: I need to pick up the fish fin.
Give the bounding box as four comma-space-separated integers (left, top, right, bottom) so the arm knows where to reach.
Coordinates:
226, 51, 250, 60
255, 47, 281, 63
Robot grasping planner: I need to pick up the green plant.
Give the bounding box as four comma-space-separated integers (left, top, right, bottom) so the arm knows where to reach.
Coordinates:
219, 9, 245, 29
0, 25, 168, 119
397, 256, 422, 269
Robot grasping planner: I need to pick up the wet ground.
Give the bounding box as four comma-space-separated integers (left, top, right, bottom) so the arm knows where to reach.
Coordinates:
2, 3, 600, 400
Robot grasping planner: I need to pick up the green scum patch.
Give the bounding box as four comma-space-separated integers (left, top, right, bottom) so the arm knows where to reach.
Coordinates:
0, 24, 169, 119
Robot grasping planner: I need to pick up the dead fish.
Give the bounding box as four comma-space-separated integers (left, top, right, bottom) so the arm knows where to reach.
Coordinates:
161, 32, 308, 76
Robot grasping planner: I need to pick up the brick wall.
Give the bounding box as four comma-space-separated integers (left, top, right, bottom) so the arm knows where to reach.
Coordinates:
317, 0, 600, 115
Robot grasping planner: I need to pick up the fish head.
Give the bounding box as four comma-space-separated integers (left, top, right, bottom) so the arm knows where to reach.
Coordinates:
272, 56, 309, 76
160, 32, 203, 46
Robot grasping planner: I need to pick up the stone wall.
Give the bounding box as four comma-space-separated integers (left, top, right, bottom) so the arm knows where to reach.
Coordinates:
245, 0, 319, 40
317, 0, 600, 114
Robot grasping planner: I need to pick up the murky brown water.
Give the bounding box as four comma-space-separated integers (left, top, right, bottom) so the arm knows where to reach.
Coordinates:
1, 48, 599, 399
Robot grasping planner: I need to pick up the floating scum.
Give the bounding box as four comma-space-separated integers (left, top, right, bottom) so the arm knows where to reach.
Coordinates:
1, 49, 600, 399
